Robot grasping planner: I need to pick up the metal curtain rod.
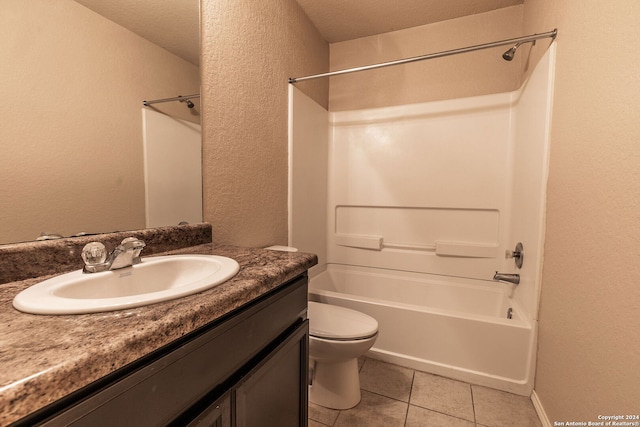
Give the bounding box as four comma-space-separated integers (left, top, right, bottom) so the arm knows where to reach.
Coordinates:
289, 29, 557, 83
143, 94, 200, 106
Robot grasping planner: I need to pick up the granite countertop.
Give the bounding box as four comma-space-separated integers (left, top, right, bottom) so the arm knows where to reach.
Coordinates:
0, 244, 317, 426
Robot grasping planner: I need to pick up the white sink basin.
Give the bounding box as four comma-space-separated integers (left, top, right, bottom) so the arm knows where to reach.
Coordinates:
13, 255, 240, 315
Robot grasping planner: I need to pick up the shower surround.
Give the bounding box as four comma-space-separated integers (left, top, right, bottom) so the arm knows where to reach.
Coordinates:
289, 45, 555, 395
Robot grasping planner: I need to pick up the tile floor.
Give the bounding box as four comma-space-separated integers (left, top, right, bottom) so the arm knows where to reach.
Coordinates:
308, 358, 542, 427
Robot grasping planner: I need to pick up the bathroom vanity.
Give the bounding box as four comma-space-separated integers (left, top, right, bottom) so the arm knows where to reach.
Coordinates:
0, 238, 316, 426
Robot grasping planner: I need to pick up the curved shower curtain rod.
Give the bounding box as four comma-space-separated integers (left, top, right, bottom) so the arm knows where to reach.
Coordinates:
143, 94, 200, 109
288, 29, 557, 84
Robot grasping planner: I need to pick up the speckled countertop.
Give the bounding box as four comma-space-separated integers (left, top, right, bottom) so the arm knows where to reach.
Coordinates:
0, 243, 317, 426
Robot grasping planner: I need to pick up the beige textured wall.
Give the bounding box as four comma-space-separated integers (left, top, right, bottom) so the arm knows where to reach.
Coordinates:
200, 0, 328, 247
0, 0, 200, 244
329, 6, 524, 111
524, 0, 640, 420
198, 1, 640, 417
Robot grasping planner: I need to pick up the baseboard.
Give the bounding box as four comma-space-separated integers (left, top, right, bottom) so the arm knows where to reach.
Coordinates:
531, 390, 551, 427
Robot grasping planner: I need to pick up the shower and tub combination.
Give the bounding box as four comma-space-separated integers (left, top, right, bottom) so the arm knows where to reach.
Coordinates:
289, 31, 557, 398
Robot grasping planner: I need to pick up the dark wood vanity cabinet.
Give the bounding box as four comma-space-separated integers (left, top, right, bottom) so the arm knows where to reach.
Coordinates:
15, 275, 309, 427
188, 322, 308, 427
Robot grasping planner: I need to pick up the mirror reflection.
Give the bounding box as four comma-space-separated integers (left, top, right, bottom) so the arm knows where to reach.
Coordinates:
0, 0, 201, 245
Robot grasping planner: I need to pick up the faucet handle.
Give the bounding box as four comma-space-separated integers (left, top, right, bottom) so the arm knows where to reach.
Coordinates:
505, 242, 524, 269
120, 237, 145, 265
81, 242, 109, 273
120, 237, 146, 249
82, 242, 107, 265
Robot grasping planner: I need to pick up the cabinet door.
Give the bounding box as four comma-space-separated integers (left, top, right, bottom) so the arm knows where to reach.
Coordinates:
184, 393, 231, 427
234, 321, 309, 427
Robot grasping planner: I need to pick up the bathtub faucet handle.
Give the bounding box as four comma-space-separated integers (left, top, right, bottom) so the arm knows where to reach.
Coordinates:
505, 242, 524, 269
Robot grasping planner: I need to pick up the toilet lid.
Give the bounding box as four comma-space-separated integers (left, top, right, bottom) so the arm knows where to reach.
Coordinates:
308, 301, 378, 340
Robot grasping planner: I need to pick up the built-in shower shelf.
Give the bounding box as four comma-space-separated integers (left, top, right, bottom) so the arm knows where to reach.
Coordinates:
334, 234, 383, 250
334, 234, 498, 258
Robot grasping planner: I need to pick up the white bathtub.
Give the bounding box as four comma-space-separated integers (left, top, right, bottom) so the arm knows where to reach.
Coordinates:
308, 264, 536, 395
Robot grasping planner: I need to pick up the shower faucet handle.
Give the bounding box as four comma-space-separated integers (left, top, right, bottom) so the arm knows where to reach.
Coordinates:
505, 242, 524, 269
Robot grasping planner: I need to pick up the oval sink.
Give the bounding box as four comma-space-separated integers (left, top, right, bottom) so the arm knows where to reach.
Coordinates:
13, 255, 240, 315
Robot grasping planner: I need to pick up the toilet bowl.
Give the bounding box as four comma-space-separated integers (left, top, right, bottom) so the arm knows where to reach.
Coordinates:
262, 246, 378, 408
308, 301, 378, 409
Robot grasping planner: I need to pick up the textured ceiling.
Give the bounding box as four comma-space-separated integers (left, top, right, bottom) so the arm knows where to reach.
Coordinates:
295, 0, 524, 43
73, 0, 200, 65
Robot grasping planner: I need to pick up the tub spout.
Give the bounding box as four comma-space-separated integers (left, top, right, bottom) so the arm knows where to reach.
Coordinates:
493, 272, 520, 285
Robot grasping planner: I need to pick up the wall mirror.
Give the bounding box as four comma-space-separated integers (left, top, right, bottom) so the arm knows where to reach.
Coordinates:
0, 0, 200, 245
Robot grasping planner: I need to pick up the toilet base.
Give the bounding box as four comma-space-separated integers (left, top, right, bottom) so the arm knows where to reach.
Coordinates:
309, 358, 361, 410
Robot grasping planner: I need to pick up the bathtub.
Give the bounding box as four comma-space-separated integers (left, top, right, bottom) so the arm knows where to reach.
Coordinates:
308, 264, 536, 395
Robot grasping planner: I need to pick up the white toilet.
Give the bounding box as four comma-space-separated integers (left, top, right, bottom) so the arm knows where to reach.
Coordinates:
263, 247, 379, 408
307, 301, 378, 409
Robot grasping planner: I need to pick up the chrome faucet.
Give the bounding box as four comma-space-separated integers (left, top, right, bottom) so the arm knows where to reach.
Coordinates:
82, 237, 146, 273
493, 271, 520, 285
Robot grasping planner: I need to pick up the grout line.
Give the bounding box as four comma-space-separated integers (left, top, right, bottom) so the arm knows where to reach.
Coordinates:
470, 383, 477, 425
361, 388, 409, 404
403, 369, 415, 426
408, 404, 479, 425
